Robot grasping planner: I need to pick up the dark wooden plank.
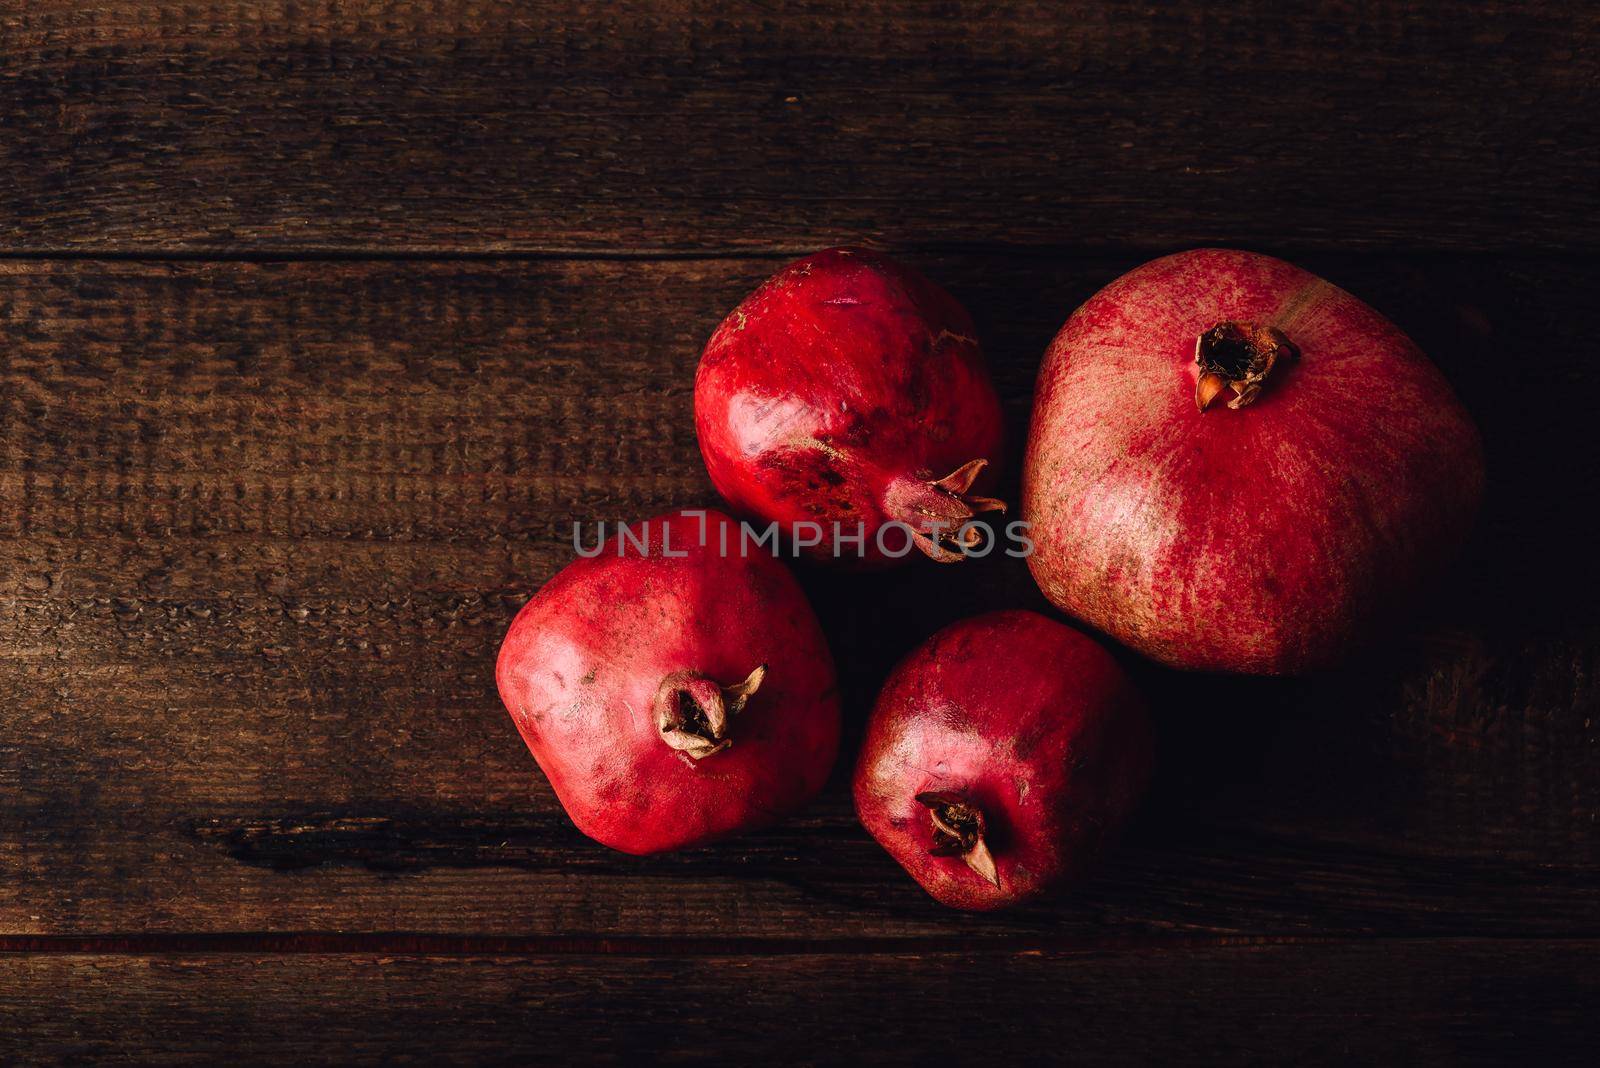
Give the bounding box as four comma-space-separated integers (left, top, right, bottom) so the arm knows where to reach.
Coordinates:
1, 940, 1596, 1064
3, 1, 1597, 254
2, 254, 1597, 937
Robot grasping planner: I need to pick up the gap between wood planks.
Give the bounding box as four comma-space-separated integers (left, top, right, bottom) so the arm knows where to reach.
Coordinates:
5, 245, 1600, 264
0, 932, 1578, 957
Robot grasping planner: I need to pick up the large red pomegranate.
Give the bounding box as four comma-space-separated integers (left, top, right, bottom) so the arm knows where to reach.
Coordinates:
496, 509, 840, 854
1023, 249, 1484, 675
695, 248, 1006, 566
854, 610, 1153, 911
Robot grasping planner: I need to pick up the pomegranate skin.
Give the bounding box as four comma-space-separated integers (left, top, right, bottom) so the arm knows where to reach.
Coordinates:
695, 248, 1006, 567
853, 610, 1153, 911
1024, 249, 1485, 675
496, 509, 840, 854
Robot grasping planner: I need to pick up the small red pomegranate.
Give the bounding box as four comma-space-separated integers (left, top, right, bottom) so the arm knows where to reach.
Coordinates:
695, 248, 1006, 566
854, 610, 1153, 911
1024, 249, 1485, 675
496, 509, 840, 854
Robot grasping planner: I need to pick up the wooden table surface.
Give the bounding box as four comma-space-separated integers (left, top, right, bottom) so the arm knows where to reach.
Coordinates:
2, 2, 1597, 1063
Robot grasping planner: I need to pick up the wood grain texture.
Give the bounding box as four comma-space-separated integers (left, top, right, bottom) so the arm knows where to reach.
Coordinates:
3, 254, 1596, 938
1, 940, 1596, 1065
3, 1, 1598, 254
3, 2, 1598, 1058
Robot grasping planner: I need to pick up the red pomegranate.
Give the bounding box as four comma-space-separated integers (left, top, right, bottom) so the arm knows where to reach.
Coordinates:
695, 248, 1006, 566
1023, 249, 1484, 675
854, 610, 1153, 911
496, 509, 840, 854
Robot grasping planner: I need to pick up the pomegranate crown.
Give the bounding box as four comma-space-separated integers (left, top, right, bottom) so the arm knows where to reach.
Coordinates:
652, 665, 767, 760
915, 790, 1001, 888
1194, 321, 1299, 412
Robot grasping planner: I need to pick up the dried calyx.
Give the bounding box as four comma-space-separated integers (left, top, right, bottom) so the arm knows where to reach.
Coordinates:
915, 790, 1001, 888
653, 665, 767, 760
1194, 321, 1299, 412
883, 458, 1008, 564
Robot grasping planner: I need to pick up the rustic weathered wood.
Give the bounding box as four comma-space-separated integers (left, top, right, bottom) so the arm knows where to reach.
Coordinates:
0, 940, 1596, 1064
3, 1, 1599, 1056
3, 1, 1597, 254
2, 255, 1595, 939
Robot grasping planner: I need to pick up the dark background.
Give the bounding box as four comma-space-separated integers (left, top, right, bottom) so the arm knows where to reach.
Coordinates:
2, 2, 1597, 1063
